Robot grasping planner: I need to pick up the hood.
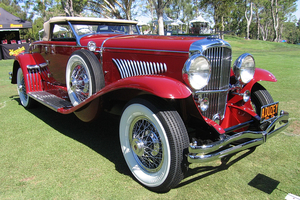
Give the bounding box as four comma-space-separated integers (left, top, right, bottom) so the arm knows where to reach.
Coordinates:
80, 34, 206, 53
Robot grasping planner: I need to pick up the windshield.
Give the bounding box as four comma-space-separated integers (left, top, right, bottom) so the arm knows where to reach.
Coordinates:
72, 22, 139, 36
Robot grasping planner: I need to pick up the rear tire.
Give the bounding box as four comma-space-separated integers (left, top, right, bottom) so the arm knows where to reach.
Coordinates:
119, 97, 189, 192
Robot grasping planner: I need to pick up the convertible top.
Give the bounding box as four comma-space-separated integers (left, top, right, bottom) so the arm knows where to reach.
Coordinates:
46, 17, 138, 24
42, 17, 138, 41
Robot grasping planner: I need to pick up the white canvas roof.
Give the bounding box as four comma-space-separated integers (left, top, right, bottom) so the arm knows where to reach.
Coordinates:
42, 17, 138, 41
190, 16, 208, 23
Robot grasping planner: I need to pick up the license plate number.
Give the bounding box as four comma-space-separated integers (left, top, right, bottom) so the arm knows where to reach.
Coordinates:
260, 102, 279, 122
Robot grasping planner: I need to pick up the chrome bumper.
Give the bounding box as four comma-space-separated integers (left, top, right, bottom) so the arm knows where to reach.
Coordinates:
188, 110, 289, 163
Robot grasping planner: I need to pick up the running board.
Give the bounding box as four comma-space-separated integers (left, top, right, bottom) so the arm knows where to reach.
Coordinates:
28, 91, 73, 112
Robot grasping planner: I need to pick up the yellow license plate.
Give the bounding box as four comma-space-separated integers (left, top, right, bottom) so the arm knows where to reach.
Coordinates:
260, 102, 279, 122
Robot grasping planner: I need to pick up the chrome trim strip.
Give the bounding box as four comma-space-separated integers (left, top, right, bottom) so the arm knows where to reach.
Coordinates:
100, 35, 126, 55
27, 62, 48, 70
32, 44, 76, 48
188, 110, 289, 163
27, 65, 39, 69
105, 47, 187, 54
112, 58, 167, 79
39, 62, 48, 68
195, 89, 229, 94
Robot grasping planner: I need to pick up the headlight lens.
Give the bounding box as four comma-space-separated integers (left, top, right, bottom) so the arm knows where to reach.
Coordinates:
183, 54, 211, 90
88, 41, 96, 51
233, 53, 255, 84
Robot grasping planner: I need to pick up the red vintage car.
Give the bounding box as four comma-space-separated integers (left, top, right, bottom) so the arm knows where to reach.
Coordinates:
10, 17, 289, 192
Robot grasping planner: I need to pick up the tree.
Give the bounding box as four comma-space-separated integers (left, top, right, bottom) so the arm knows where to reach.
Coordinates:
0, 0, 28, 19
282, 22, 300, 44
200, 0, 234, 39
270, 0, 279, 41
88, 0, 135, 19
150, 0, 172, 35
245, 0, 253, 39
61, 0, 74, 16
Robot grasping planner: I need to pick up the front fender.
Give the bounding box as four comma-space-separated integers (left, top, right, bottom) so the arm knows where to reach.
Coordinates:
12, 53, 47, 93
103, 75, 192, 99
12, 53, 46, 83
247, 68, 277, 89
229, 68, 277, 104
59, 75, 192, 114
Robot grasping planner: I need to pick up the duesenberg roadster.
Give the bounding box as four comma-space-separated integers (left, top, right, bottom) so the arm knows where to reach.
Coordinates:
10, 17, 289, 192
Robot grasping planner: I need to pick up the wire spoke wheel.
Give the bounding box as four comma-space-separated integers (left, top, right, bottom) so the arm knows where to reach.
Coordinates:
120, 97, 189, 192
70, 64, 90, 102
130, 117, 163, 173
16, 68, 35, 108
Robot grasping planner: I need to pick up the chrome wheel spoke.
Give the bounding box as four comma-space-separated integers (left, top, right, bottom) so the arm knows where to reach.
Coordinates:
130, 118, 163, 172
69, 64, 90, 103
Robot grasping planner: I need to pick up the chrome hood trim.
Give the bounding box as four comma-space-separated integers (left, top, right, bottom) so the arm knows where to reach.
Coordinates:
189, 38, 231, 56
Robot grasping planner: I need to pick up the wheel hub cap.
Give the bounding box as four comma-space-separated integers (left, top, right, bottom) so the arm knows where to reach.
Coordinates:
131, 138, 144, 156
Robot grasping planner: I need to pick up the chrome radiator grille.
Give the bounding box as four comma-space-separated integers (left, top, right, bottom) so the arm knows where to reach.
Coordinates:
201, 47, 232, 120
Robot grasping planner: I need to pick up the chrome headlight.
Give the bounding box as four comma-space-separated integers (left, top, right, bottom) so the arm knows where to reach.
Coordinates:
87, 41, 96, 51
233, 53, 255, 84
182, 54, 211, 90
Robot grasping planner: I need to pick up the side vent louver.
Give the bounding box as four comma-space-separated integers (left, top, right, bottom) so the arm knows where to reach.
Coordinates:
112, 58, 167, 79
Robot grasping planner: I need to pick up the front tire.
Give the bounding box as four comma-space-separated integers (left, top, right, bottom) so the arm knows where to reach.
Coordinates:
119, 98, 189, 192
251, 83, 274, 115
251, 83, 275, 130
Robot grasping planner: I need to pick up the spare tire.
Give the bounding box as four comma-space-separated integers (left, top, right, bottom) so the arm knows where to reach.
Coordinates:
66, 49, 104, 106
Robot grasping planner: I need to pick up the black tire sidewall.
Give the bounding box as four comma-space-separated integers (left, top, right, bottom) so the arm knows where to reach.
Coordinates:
251, 82, 274, 115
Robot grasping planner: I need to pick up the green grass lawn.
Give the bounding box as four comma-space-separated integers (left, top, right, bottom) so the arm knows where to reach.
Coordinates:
0, 37, 299, 199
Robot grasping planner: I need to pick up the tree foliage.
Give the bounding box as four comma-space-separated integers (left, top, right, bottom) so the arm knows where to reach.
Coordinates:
87, 0, 135, 19
2, 0, 299, 43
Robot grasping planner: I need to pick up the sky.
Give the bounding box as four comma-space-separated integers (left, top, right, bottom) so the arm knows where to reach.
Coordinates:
136, 0, 300, 23
295, 0, 300, 20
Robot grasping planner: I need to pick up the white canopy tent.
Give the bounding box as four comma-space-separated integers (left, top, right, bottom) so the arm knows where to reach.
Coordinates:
189, 15, 211, 34
190, 15, 209, 24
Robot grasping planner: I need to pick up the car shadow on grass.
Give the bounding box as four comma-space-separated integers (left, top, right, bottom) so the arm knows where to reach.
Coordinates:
11, 96, 131, 177
177, 148, 256, 188
11, 96, 257, 191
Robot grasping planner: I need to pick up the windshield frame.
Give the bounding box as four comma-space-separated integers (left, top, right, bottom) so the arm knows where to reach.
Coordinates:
68, 21, 140, 45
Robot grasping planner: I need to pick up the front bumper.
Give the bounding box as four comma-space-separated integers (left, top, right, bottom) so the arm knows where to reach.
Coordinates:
188, 110, 289, 163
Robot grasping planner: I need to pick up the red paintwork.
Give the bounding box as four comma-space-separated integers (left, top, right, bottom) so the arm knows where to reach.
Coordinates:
221, 101, 256, 130
229, 68, 277, 104
15, 53, 43, 93
80, 34, 204, 52
57, 75, 192, 114
220, 68, 276, 130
